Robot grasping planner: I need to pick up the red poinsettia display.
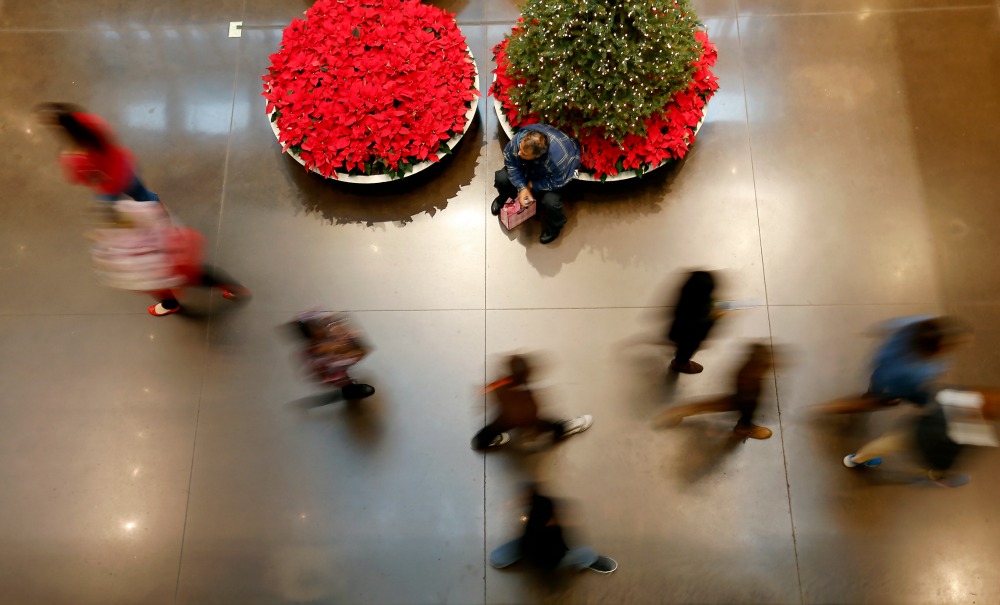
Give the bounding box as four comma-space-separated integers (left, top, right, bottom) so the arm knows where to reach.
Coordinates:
262, 0, 479, 180
491, 30, 719, 181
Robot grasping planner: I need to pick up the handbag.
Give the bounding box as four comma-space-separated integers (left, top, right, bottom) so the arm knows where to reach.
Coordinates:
499, 197, 536, 230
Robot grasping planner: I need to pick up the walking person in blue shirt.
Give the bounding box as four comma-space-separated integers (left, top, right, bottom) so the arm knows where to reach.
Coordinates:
812, 315, 969, 415
492, 124, 581, 244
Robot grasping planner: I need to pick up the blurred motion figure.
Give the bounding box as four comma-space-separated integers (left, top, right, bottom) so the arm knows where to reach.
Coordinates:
668, 270, 719, 374
489, 484, 617, 574
842, 386, 1000, 487
88, 199, 249, 317
472, 354, 592, 450
291, 311, 375, 401
813, 315, 969, 414
657, 342, 775, 440
36, 102, 159, 202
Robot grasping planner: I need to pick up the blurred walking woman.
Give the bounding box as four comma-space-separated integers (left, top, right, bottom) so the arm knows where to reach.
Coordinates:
35, 102, 159, 202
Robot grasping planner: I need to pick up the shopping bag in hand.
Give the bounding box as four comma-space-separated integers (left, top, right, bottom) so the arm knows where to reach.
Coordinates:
500, 197, 536, 230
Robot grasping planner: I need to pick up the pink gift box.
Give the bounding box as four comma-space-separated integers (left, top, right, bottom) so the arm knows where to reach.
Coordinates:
499, 197, 536, 230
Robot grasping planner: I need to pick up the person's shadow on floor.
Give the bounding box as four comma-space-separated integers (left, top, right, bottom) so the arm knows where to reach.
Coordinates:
289, 389, 386, 449
664, 421, 744, 485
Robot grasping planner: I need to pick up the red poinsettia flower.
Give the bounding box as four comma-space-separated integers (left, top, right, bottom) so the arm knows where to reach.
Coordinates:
262, 0, 480, 179
490, 31, 719, 180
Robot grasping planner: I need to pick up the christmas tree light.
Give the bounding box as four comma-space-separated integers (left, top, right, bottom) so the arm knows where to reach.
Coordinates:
503, 0, 702, 141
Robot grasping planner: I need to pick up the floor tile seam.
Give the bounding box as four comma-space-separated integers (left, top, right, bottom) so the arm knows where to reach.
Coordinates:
0, 19, 514, 34
206, 12, 244, 309
173, 19, 243, 602
0, 302, 950, 318
482, 74, 490, 605
764, 302, 946, 308
734, 14, 804, 604
735, 4, 992, 19
170, 323, 213, 603
0, 25, 244, 33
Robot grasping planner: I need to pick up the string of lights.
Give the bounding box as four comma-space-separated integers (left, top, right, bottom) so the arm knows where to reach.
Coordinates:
504, 0, 702, 141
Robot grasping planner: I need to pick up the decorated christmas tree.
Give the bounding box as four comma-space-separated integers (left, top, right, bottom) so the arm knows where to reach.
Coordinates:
492, 0, 718, 180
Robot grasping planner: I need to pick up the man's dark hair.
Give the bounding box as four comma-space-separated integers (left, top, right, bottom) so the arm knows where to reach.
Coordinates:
912, 317, 967, 357
522, 131, 549, 157
508, 354, 533, 383
36, 102, 107, 152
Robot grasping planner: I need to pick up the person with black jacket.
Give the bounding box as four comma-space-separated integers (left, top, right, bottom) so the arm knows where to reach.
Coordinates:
489, 485, 617, 574
668, 271, 718, 374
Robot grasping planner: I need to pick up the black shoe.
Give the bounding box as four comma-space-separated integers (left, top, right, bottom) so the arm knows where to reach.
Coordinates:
587, 555, 618, 574
341, 383, 375, 400
490, 196, 505, 216
539, 227, 562, 244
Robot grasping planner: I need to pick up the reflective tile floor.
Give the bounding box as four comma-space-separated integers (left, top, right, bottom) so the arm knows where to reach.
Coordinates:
2, 1, 1000, 603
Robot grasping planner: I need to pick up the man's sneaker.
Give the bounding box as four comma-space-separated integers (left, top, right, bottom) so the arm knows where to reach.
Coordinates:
843, 453, 882, 468
734, 424, 773, 440
148, 303, 180, 317
561, 415, 593, 437
587, 556, 618, 574
471, 433, 511, 450
491, 433, 511, 447
670, 360, 704, 374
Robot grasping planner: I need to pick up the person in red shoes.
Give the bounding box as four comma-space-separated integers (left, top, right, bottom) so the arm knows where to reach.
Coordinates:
89, 199, 249, 317
35, 102, 159, 202
145, 225, 250, 317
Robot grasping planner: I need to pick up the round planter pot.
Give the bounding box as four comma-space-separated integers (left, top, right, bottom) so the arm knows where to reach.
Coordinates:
492, 91, 706, 182
268, 49, 480, 184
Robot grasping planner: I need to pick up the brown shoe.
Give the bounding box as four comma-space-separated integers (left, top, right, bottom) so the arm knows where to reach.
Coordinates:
655, 409, 685, 428
670, 360, 704, 374
733, 424, 772, 440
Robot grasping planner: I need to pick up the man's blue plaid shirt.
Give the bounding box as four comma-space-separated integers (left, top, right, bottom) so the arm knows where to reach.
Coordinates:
503, 124, 581, 192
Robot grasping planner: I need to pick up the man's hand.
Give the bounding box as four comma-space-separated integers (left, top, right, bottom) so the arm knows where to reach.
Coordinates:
517, 188, 534, 209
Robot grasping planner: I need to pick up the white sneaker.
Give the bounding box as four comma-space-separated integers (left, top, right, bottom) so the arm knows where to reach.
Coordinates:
561, 415, 593, 437
490, 433, 511, 447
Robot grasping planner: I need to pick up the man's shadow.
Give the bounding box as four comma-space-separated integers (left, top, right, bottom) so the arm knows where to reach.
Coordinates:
666, 420, 744, 485
509, 151, 689, 277
279, 115, 484, 225
289, 388, 386, 448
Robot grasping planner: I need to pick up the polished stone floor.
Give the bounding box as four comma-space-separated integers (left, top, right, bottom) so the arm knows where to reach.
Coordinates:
2, 0, 1000, 603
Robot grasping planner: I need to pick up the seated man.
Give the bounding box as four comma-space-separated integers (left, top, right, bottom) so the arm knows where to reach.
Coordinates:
492, 124, 581, 244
